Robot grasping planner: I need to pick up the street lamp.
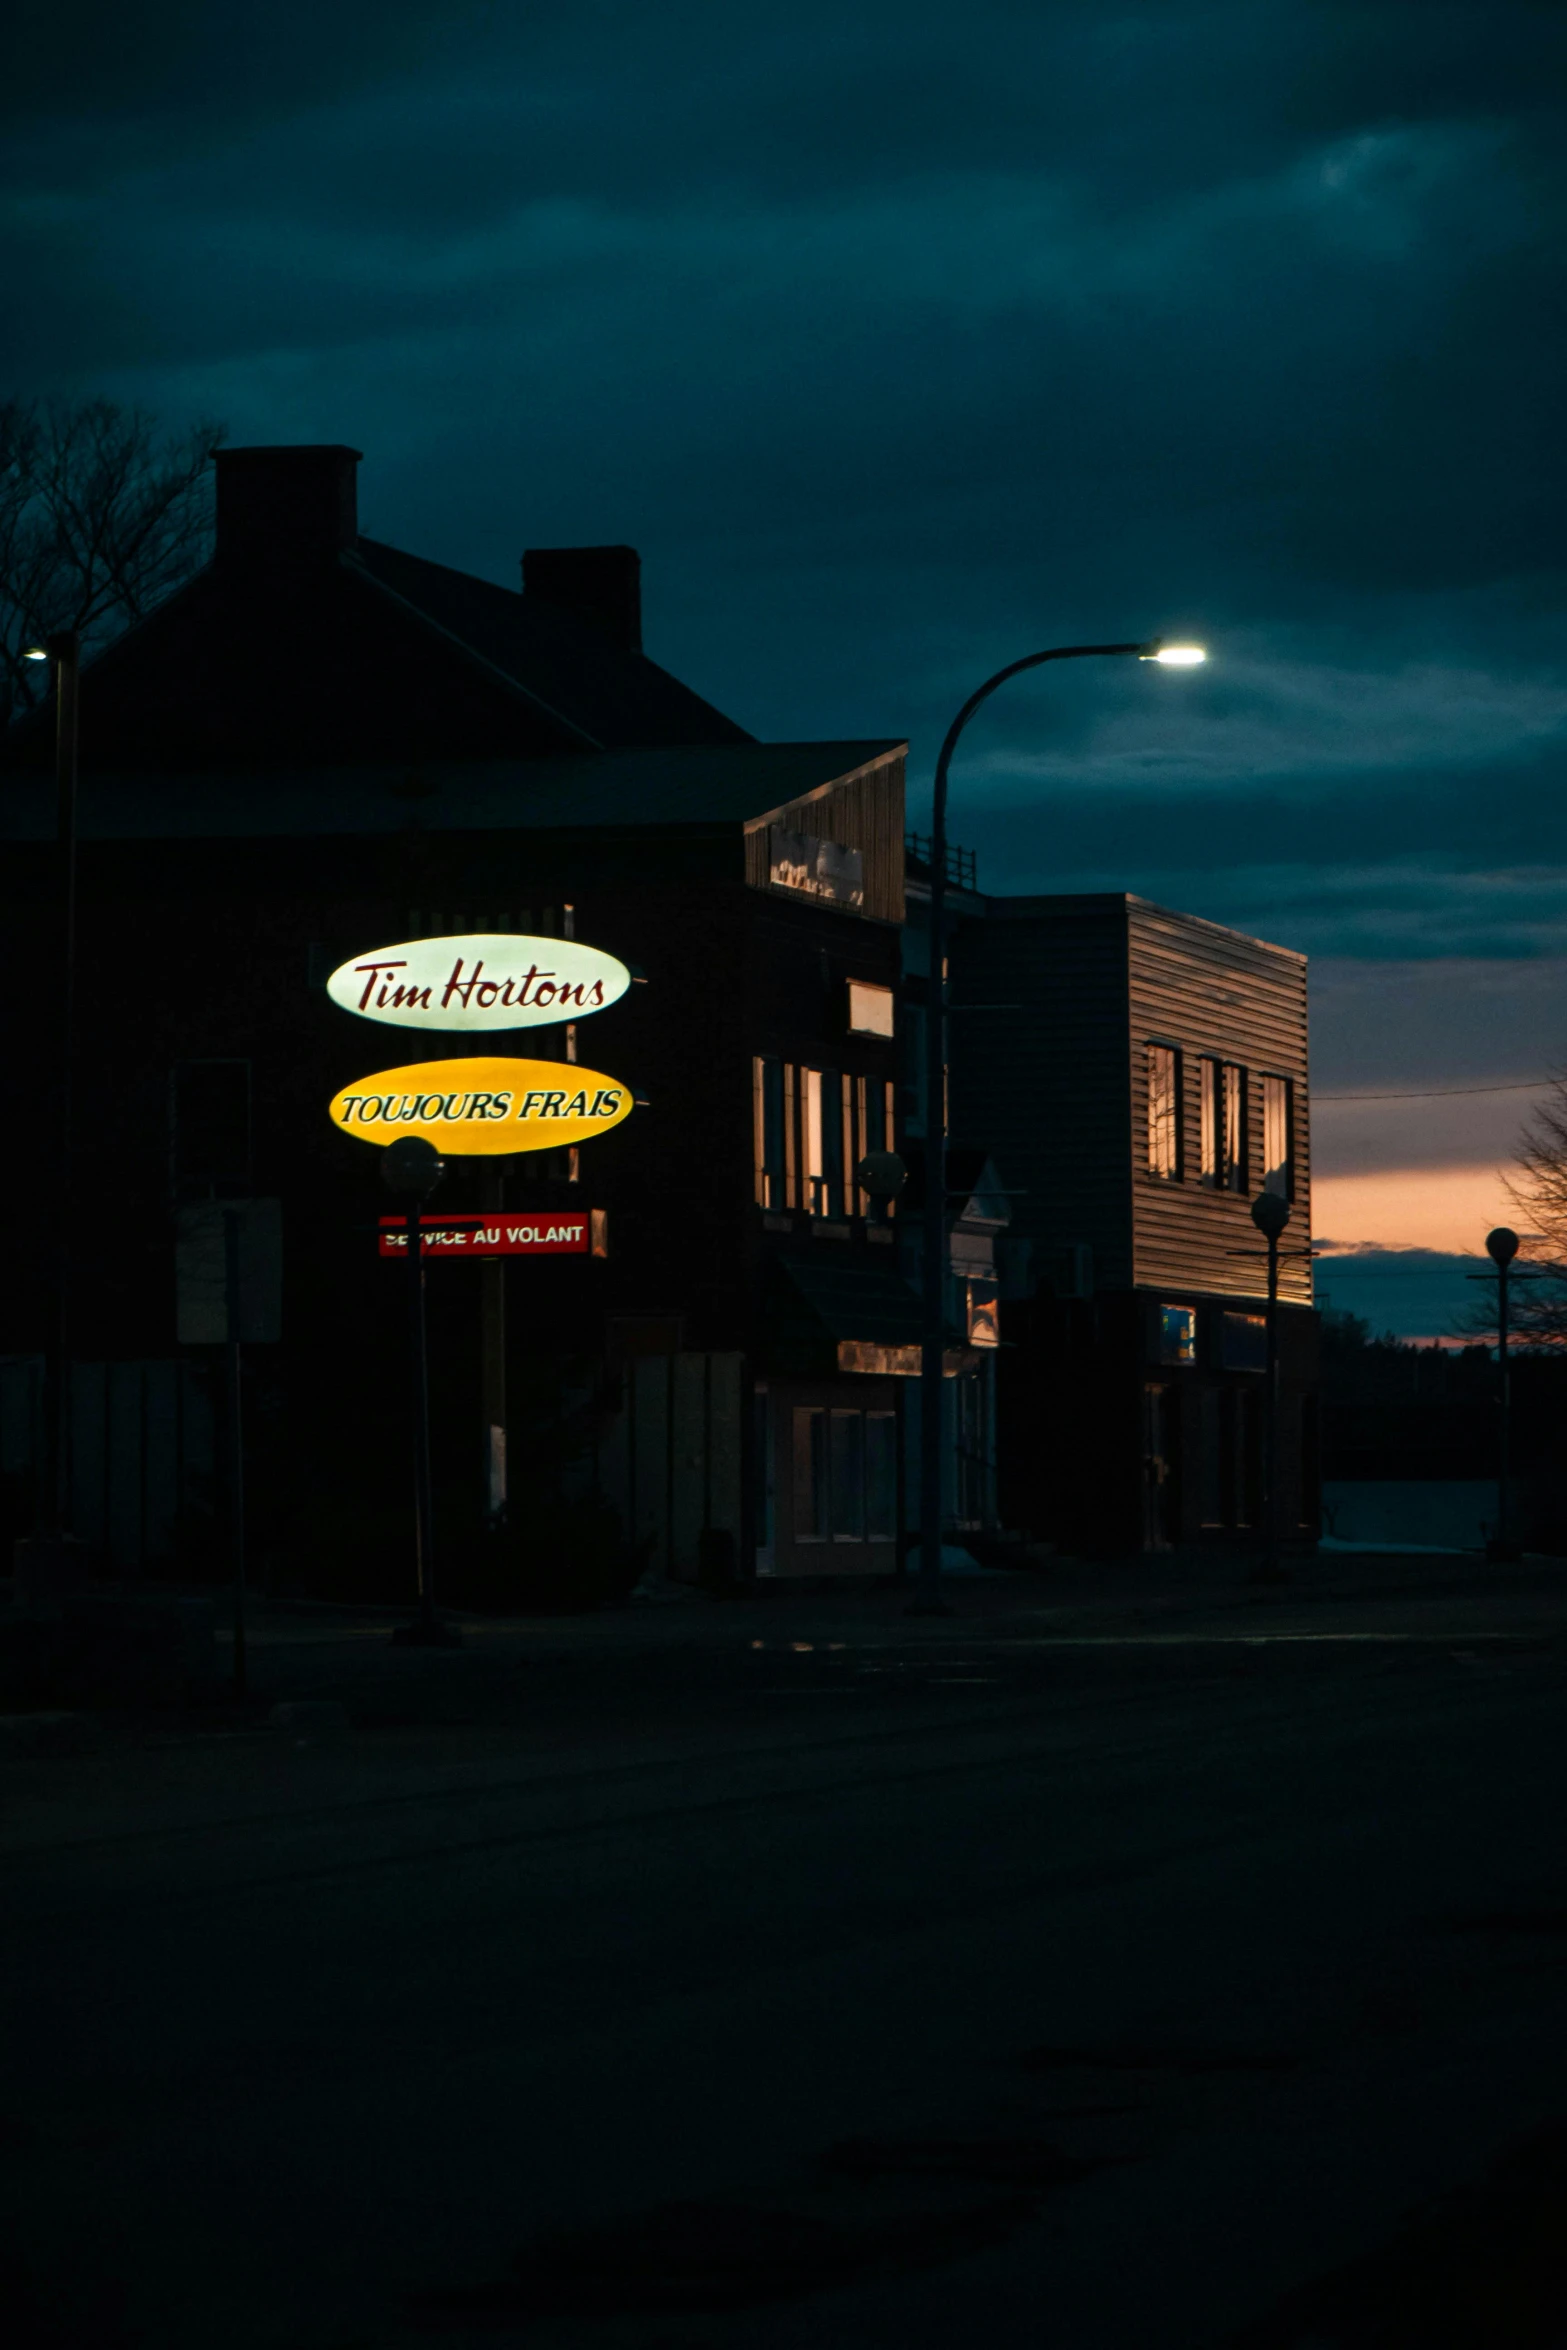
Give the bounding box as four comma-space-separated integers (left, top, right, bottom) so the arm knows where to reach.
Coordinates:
913, 638, 1207, 1611
24, 633, 81, 1547
1249, 1189, 1291, 1585
1485, 1225, 1521, 1563
383, 1134, 462, 1647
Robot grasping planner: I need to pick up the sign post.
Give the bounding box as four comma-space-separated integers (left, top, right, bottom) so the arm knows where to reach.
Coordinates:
222, 1207, 248, 1696
175, 1200, 281, 1688
382, 1137, 452, 1646
326, 931, 637, 1634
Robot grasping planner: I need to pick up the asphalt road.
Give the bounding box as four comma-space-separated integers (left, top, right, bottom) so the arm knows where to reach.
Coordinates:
6, 1574, 1567, 2348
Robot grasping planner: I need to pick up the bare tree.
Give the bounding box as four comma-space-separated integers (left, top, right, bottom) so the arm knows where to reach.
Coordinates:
1454, 1073, 1567, 1349
0, 395, 224, 729
1499, 1073, 1567, 1348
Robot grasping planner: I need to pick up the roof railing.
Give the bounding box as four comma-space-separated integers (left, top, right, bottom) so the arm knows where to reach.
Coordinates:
905, 832, 978, 892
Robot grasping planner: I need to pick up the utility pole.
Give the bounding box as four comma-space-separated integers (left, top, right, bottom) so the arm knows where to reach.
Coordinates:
384, 1136, 462, 1646
914, 638, 1207, 1613
1249, 1190, 1290, 1584
1485, 1225, 1520, 1562
23, 632, 82, 1542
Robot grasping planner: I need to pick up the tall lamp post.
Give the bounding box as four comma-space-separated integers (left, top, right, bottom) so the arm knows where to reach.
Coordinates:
913, 638, 1206, 1612
23, 632, 81, 1543
383, 1135, 462, 1647
1249, 1189, 1291, 1585
1485, 1225, 1520, 1563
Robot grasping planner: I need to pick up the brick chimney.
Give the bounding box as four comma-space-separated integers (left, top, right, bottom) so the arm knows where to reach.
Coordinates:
523, 545, 642, 654
214, 445, 361, 569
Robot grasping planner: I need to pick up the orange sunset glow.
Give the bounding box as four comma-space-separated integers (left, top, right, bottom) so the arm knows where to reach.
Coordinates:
1312, 1163, 1522, 1255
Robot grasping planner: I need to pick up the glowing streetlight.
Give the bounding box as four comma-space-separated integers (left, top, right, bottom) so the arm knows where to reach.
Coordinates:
913, 633, 1209, 1613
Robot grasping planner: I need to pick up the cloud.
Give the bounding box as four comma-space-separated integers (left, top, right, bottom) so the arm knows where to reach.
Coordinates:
2, 0, 1564, 1102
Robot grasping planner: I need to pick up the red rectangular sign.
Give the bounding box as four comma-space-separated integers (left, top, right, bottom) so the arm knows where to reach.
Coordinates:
378, 1214, 593, 1259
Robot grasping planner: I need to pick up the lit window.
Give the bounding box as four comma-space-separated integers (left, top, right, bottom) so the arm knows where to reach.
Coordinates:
1263, 1075, 1292, 1200
967, 1277, 1000, 1348
1147, 1043, 1181, 1180
847, 980, 895, 1037
1158, 1304, 1197, 1365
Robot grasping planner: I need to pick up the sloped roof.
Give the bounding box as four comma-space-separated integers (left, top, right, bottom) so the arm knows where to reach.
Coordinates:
0, 741, 907, 841
353, 538, 755, 752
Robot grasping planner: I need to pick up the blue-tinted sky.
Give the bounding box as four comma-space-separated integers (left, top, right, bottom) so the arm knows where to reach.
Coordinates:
5, 0, 1564, 1275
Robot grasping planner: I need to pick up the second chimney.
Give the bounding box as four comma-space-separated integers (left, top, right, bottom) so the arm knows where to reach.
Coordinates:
523, 545, 642, 655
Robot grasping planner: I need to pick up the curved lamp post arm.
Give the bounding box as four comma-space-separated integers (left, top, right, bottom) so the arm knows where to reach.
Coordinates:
930, 643, 1150, 838
915, 636, 1181, 1608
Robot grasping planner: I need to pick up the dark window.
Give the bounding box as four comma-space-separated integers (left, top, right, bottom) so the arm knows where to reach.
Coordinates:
821, 1069, 845, 1218
754, 1386, 775, 1566
1147, 1042, 1182, 1180
171, 1061, 251, 1200
1200, 1058, 1247, 1192
904, 1005, 927, 1136
753, 1056, 786, 1208
1198, 1387, 1225, 1527
1221, 1311, 1267, 1372
866, 1413, 897, 1541
829, 1410, 865, 1538
793, 1407, 829, 1540
794, 1404, 898, 1544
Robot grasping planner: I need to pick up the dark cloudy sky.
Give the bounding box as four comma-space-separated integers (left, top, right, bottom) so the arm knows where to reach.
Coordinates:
6, 0, 1564, 1288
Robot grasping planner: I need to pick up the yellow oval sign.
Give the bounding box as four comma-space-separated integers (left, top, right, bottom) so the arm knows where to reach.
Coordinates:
329, 1056, 634, 1155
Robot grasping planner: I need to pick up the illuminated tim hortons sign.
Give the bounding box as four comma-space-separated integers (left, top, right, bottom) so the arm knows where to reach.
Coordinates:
326, 934, 630, 1033
329, 1055, 634, 1155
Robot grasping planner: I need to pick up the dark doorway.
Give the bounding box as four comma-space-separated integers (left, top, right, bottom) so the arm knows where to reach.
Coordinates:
1142, 1380, 1181, 1550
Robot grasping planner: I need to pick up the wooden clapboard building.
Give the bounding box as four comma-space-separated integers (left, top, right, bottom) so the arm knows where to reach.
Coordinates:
929, 886, 1317, 1556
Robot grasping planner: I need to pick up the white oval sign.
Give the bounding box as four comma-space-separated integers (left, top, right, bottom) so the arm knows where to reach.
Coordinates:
327, 934, 630, 1032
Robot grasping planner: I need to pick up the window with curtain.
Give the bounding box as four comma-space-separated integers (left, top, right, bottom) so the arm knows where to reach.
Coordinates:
1146, 1042, 1181, 1180
1222, 1063, 1246, 1192
1262, 1074, 1292, 1199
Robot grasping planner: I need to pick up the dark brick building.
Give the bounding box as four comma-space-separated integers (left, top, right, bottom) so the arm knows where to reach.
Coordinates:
1, 445, 926, 1595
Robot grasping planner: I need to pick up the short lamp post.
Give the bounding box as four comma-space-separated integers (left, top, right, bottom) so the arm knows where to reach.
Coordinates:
383, 1135, 462, 1647
914, 638, 1207, 1612
1485, 1225, 1521, 1563
1249, 1188, 1291, 1586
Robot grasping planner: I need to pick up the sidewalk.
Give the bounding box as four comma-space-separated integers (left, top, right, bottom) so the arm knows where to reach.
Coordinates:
178, 1542, 1567, 1703
6, 1545, 1564, 1733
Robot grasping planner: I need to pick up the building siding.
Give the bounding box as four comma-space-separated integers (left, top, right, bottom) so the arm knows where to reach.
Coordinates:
743, 751, 906, 925
1127, 899, 1311, 1305
948, 896, 1135, 1290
